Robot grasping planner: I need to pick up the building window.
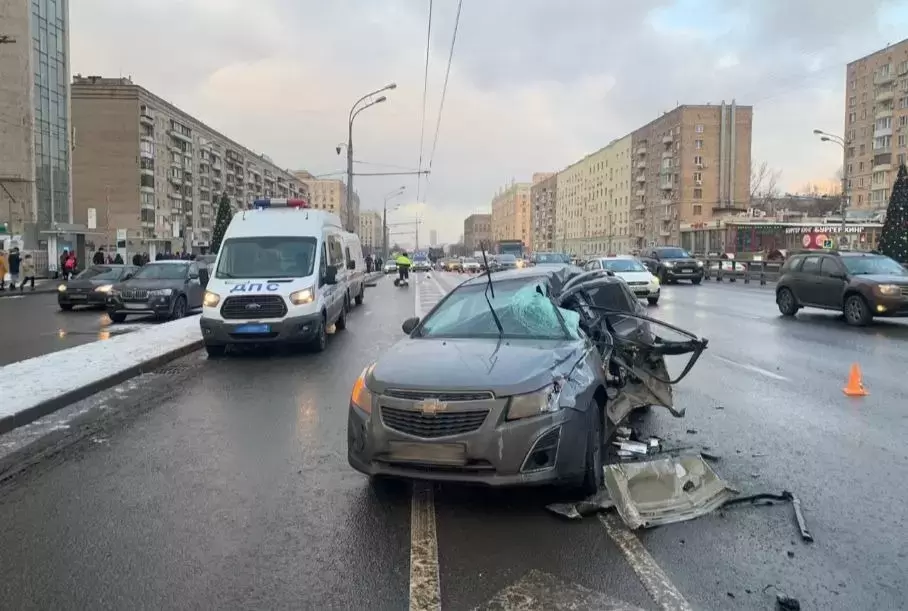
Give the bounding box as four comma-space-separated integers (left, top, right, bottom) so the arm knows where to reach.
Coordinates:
693, 188, 702, 200
693, 204, 702, 215
695, 140, 703, 149
693, 156, 703, 166
695, 124, 704, 133
693, 172, 702, 184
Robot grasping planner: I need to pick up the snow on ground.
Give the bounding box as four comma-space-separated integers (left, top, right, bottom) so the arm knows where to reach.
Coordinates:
0, 315, 201, 421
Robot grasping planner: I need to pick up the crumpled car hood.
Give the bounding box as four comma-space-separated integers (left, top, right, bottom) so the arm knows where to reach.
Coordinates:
368, 337, 583, 397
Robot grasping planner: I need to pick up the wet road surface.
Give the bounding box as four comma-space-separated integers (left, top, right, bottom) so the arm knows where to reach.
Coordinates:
0, 291, 174, 366
1, 271, 906, 610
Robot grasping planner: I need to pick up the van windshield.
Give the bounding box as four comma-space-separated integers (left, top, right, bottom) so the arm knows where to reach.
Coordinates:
215, 236, 318, 279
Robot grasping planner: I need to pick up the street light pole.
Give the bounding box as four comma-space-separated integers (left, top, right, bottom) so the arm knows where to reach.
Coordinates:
344, 83, 397, 233
382, 186, 405, 260
813, 129, 849, 247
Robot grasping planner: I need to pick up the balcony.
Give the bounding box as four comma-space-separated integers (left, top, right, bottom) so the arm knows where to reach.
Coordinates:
635, 146, 647, 156
875, 107, 893, 119
635, 174, 646, 183
635, 188, 645, 197
169, 129, 192, 144
140, 113, 154, 126
875, 89, 894, 103
659, 229, 671, 237
873, 143, 892, 154
636, 160, 646, 170
874, 71, 895, 85
662, 150, 673, 159
168, 175, 183, 186
140, 185, 154, 194
662, 134, 673, 144
660, 198, 672, 207
634, 203, 646, 211
660, 179, 673, 191
874, 126, 892, 137
872, 163, 892, 173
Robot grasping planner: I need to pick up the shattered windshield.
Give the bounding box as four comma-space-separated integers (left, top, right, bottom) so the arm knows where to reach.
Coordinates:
419, 279, 579, 339
841, 255, 907, 276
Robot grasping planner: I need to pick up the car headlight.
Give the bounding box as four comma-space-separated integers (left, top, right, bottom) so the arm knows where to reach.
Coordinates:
877, 284, 901, 296
289, 287, 314, 305
696, 260, 704, 267
663, 261, 675, 267
506, 382, 563, 421
94, 284, 114, 293
651, 275, 660, 286
351, 365, 375, 414
57, 284, 67, 292
148, 288, 174, 297
203, 290, 221, 307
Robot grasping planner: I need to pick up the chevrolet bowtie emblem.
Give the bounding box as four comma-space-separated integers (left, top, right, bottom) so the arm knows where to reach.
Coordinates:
417, 398, 447, 416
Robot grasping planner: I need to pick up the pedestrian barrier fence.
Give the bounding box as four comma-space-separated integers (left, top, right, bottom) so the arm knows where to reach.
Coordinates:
699, 258, 784, 285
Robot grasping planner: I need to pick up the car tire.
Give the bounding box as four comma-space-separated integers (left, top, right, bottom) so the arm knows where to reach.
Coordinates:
691, 277, 702, 285
308, 314, 328, 352
659, 269, 668, 284
355, 284, 364, 305
109, 312, 127, 323
59, 304, 73, 311
171, 295, 187, 320
205, 344, 226, 358
843, 294, 872, 326
336, 301, 348, 331
776, 287, 799, 317
647, 297, 659, 306
579, 398, 605, 496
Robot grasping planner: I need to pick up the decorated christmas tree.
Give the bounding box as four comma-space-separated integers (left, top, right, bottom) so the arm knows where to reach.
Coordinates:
877, 163, 908, 263
210, 194, 232, 254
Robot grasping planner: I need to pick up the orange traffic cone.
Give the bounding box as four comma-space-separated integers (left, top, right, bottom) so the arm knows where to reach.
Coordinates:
843, 363, 869, 397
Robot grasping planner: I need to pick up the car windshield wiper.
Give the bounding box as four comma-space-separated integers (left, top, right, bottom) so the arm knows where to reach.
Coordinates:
479, 243, 504, 337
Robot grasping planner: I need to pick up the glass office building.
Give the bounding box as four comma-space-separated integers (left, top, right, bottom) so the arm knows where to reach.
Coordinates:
31, 0, 71, 227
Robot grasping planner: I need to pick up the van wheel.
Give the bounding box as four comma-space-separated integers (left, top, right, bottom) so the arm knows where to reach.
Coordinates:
308, 314, 328, 352
355, 284, 364, 305
336, 302, 348, 331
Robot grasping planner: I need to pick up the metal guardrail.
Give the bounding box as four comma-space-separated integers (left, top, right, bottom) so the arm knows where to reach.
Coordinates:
698, 258, 784, 286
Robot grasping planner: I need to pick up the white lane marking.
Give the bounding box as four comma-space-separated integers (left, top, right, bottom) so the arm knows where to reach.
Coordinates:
410, 481, 441, 611
710, 353, 789, 381
600, 513, 693, 611
415, 272, 424, 317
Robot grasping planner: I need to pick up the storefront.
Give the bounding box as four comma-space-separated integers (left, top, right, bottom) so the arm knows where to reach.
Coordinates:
681, 219, 884, 256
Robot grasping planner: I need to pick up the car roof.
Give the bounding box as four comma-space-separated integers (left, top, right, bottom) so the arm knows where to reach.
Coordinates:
459, 267, 559, 287
598, 255, 636, 260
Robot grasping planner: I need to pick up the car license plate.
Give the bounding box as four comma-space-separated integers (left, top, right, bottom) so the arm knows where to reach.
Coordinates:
69, 294, 87, 300
388, 441, 466, 465
124, 303, 146, 310
233, 323, 271, 334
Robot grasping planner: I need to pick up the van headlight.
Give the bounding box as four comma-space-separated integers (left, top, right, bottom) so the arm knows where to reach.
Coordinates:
506, 382, 563, 421
289, 287, 314, 305
203, 291, 221, 307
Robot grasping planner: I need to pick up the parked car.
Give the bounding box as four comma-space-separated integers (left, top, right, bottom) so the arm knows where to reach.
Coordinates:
383, 260, 399, 274
58, 264, 138, 311
586, 255, 660, 305
775, 250, 908, 326
106, 260, 206, 322
347, 266, 707, 494
639, 247, 704, 284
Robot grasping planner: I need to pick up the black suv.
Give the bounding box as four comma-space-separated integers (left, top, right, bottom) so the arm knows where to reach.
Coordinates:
775, 250, 908, 326
106, 260, 208, 323
639, 247, 704, 284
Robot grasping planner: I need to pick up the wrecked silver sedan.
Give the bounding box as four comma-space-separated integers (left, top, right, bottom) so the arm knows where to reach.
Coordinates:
346, 266, 707, 493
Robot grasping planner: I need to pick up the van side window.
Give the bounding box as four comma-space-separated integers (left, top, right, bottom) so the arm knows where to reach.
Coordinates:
344, 246, 352, 265
319, 243, 328, 285
327, 236, 344, 267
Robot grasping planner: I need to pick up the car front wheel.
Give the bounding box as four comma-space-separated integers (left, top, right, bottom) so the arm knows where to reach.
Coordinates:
776, 287, 799, 316
844, 294, 872, 326
579, 398, 605, 496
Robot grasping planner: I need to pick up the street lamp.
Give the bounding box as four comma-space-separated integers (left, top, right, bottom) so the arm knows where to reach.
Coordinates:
382, 186, 406, 260
341, 83, 397, 233
813, 129, 849, 245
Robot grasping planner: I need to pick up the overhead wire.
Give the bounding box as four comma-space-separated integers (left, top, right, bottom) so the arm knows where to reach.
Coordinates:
415, 0, 433, 204
422, 0, 463, 206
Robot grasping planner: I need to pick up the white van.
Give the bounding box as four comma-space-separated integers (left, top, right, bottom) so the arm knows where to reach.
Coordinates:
199, 198, 351, 357
340, 231, 366, 307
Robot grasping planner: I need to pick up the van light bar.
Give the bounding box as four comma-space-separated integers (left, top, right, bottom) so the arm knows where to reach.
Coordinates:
252, 198, 310, 209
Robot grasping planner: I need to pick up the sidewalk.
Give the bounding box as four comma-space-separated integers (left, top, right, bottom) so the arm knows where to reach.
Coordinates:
0, 279, 58, 297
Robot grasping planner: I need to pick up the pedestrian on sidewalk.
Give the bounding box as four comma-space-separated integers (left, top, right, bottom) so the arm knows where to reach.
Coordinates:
131, 252, 142, 266
19, 254, 36, 291
93, 247, 106, 265
63, 251, 77, 280
114, 252, 124, 264
8, 247, 21, 289
0, 250, 8, 290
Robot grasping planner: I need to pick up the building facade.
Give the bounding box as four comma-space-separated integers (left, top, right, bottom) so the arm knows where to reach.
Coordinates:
844, 38, 908, 211
463, 213, 491, 251
293, 171, 359, 233
631, 102, 752, 249
0, 0, 72, 248
71, 76, 307, 257
531, 173, 558, 252
490, 182, 531, 248
358, 210, 383, 256
555, 158, 586, 254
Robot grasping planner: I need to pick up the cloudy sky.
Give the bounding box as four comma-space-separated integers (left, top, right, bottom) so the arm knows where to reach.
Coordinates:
71, 0, 908, 246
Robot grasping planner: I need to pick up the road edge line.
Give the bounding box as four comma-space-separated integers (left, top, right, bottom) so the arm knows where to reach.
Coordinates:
0, 339, 203, 435
599, 513, 693, 611
410, 481, 441, 611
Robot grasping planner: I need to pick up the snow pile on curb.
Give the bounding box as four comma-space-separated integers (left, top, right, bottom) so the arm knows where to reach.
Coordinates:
0, 315, 202, 434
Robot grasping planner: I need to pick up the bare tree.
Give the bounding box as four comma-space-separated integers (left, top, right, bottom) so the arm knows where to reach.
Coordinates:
750, 161, 783, 212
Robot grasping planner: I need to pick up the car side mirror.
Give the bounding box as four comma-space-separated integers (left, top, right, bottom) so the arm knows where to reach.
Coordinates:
188, 272, 199, 281
402, 317, 420, 334
830, 271, 847, 280
324, 265, 338, 285
199, 268, 210, 286
347, 260, 356, 270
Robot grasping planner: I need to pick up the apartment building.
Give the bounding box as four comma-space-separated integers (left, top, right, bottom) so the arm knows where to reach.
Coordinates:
463, 213, 491, 251
631, 102, 752, 250
293, 171, 360, 233
531, 173, 558, 252
70, 76, 307, 256
555, 158, 586, 254
359, 210, 383, 255
844, 38, 908, 211
490, 182, 532, 248
0, 0, 72, 248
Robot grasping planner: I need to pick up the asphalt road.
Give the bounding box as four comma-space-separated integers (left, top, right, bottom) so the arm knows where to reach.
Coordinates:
0, 291, 174, 366
0, 271, 906, 610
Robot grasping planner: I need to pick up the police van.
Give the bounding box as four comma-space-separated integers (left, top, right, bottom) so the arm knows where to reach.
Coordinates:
341, 231, 366, 307
199, 198, 352, 357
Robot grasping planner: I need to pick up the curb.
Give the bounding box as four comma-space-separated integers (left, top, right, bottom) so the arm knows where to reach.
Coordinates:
0, 338, 204, 435
0, 287, 58, 298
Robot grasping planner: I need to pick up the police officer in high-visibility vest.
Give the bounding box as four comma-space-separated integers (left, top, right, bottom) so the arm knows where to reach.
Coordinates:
395, 251, 412, 285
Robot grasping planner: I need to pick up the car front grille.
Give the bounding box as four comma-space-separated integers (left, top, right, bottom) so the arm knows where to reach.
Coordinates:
381, 405, 489, 438
627, 281, 649, 286
900, 286, 908, 297
120, 289, 149, 301
220, 295, 288, 320
383, 389, 494, 402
